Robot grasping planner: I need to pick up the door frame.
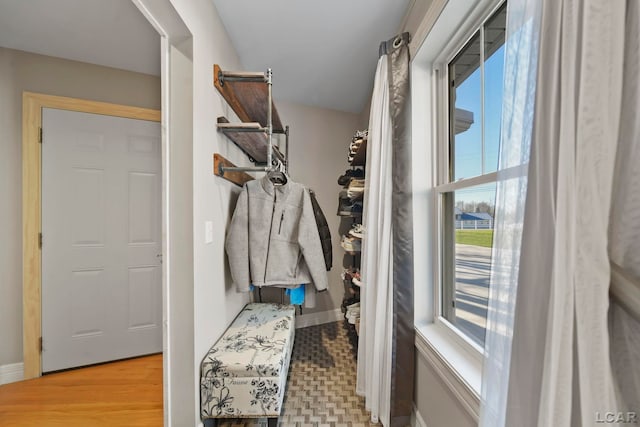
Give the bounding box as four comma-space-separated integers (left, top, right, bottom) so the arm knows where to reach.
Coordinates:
22, 91, 161, 379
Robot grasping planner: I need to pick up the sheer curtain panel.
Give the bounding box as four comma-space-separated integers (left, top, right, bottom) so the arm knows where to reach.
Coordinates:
608, 0, 640, 413
479, 0, 542, 424
356, 53, 394, 426
481, 0, 635, 426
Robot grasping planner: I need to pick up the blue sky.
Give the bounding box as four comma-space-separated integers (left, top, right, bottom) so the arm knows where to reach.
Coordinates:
453, 44, 505, 206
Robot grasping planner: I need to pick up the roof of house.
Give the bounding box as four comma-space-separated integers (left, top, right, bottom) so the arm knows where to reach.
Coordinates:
455, 210, 493, 221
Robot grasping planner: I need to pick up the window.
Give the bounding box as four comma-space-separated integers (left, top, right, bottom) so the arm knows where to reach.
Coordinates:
437, 2, 507, 348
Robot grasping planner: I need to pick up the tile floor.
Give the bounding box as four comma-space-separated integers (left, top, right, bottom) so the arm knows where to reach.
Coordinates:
218, 321, 377, 427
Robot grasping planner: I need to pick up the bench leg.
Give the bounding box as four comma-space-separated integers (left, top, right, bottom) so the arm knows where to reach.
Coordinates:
203, 419, 217, 427
267, 417, 278, 427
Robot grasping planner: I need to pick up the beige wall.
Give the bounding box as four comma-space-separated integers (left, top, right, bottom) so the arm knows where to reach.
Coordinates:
0, 46, 161, 367
277, 101, 361, 315
415, 352, 477, 427
402, 0, 434, 38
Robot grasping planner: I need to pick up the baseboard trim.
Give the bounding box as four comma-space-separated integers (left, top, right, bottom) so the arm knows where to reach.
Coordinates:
295, 308, 343, 329
412, 405, 428, 427
0, 362, 24, 385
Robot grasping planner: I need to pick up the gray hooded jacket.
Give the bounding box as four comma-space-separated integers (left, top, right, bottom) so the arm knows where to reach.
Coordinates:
225, 176, 328, 292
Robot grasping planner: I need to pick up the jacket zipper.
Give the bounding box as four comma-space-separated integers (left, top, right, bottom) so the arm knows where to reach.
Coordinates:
264, 191, 277, 283
278, 211, 284, 234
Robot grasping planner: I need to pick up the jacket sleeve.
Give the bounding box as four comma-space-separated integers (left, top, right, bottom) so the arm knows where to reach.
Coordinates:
309, 189, 332, 271
225, 185, 251, 292
298, 189, 329, 291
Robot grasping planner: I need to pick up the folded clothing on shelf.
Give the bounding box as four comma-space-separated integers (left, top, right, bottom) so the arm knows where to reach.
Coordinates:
342, 296, 359, 310
347, 179, 365, 199
348, 223, 365, 238
337, 168, 365, 186
348, 129, 368, 162
337, 192, 363, 216
353, 129, 368, 139
345, 301, 360, 325
341, 267, 360, 282
349, 138, 364, 155
341, 235, 361, 252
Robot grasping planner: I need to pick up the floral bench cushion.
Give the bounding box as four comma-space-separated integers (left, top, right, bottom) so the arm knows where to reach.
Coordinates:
200, 303, 296, 419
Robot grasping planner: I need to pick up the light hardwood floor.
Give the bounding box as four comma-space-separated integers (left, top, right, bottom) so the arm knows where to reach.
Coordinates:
0, 354, 162, 427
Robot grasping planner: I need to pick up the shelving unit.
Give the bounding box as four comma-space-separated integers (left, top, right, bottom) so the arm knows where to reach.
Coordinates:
338, 130, 368, 337
212, 64, 290, 186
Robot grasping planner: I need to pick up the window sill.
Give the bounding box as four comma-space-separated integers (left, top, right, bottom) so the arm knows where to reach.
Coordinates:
415, 322, 482, 421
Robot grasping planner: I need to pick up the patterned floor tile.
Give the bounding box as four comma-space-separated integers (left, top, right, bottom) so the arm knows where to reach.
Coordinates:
217, 321, 378, 427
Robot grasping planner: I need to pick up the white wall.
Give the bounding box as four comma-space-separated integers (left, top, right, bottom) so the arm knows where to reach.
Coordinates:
0, 47, 161, 367
278, 101, 361, 315
162, 1, 253, 423
166, 39, 195, 426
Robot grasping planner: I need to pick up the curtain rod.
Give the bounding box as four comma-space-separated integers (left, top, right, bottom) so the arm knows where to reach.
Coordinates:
610, 261, 640, 322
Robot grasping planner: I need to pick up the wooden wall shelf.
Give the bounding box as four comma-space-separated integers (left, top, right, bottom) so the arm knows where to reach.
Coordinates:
213, 154, 254, 187
214, 64, 284, 133
217, 117, 269, 163
217, 117, 286, 166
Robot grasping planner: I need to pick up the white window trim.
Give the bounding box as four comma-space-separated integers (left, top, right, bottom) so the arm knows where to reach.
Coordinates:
411, 0, 506, 418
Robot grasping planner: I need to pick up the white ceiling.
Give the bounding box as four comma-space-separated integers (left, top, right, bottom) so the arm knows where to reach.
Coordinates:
212, 0, 412, 113
0, 0, 411, 113
0, 0, 160, 76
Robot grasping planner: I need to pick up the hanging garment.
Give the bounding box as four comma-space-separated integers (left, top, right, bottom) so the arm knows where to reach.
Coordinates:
285, 285, 306, 305
308, 189, 332, 271
226, 176, 328, 293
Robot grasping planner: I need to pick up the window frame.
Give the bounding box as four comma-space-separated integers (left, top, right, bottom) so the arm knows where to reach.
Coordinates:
431, 0, 508, 355
410, 0, 510, 413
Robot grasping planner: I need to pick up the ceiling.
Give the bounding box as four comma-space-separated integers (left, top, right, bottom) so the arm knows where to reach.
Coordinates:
0, 0, 411, 114
0, 0, 160, 76
212, 0, 412, 113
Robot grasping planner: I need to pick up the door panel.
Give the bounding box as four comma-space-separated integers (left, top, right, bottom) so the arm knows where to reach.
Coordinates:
128, 171, 158, 244
71, 167, 106, 245
42, 108, 161, 373
128, 266, 160, 329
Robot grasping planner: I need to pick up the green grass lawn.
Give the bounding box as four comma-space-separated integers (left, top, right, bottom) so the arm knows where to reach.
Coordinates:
455, 230, 494, 248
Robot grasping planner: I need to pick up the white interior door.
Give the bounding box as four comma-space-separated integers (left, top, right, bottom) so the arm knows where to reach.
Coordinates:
42, 108, 162, 372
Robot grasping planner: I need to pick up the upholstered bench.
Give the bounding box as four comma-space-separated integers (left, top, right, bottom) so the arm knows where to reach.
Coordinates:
200, 303, 296, 427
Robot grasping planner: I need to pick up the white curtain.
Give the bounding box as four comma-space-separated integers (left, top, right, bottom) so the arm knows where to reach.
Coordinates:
482, 0, 635, 425
609, 0, 640, 412
356, 55, 393, 426
479, 0, 542, 424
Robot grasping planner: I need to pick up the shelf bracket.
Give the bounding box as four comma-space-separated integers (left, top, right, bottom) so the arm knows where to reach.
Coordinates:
213, 154, 257, 187
218, 69, 267, 87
